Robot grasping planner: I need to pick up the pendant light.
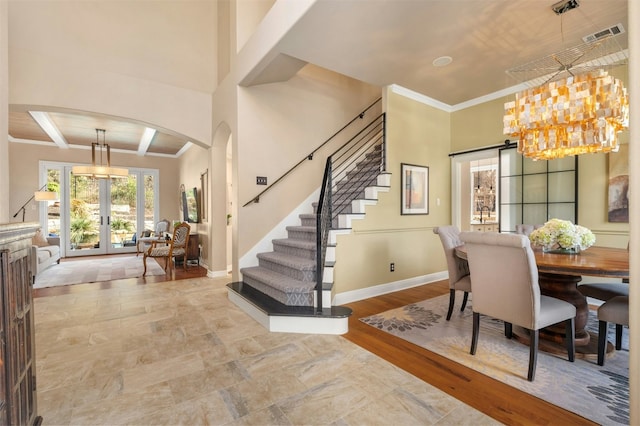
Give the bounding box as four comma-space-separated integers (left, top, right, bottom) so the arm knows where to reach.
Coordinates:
72, 129, 128, 179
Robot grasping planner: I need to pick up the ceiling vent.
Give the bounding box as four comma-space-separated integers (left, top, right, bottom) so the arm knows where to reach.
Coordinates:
582, 23, 625, 44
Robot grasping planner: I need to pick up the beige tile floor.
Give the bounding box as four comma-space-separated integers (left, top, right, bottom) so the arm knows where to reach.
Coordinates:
34, 276, 501, 425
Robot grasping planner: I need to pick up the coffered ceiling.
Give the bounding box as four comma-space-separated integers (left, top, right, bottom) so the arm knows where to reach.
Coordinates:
8, 107, 192, 158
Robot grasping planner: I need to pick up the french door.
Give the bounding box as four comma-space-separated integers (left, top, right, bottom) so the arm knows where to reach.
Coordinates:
39, 162, 159, 257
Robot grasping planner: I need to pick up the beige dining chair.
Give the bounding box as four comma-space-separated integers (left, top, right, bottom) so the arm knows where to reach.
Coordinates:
460, 231, 576, 381
433, 226, 471, 321
143, 222, 190, 276
579, 242, 630, 302
597, 295, 628, 366
515, 224, 543, 237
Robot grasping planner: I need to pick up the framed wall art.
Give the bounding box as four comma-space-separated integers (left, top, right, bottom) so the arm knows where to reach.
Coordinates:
608, 144, 629, 223
401, 163, 429, 215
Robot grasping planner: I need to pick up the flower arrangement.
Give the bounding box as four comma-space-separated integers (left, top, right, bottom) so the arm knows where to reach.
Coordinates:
529, 218, 596, 252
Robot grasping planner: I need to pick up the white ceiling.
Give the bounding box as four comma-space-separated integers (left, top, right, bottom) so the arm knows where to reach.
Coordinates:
247, 0, 628, 107
8, 0, 629, 155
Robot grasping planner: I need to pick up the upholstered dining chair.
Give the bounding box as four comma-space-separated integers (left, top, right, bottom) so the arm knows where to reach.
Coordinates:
515, 224, 543, 237
579, 243, 630, 302
136, 219, 171, 256
143, 222, 190, 276
433, 226, 471, 321
460, 231, 576, 381
597, 295, 628, 366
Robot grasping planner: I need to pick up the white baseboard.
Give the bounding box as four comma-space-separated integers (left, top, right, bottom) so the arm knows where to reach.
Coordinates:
208, 269, 230, 278
333, 271, 448, 305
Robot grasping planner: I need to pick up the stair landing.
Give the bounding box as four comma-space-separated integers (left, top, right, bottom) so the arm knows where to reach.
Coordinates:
227, 282, 352, 335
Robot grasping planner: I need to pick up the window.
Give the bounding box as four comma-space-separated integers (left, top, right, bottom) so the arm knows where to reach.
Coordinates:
470, 160, 497, 224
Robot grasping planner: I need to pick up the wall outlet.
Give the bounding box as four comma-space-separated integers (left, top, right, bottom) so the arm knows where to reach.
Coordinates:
256, 176, 267, 185
390, 262, 395, 272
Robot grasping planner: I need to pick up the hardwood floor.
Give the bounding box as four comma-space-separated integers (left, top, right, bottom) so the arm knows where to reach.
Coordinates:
342, 281, 596, 426
34, 262, 593, 425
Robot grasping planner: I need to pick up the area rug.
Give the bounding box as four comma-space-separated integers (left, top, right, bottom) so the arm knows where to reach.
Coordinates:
361, 294, 629, 425
34, 255, 167, 289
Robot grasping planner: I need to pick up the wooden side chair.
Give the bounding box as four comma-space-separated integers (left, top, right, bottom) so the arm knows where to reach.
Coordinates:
143, 222, 190, 276
460, 231, 576, 381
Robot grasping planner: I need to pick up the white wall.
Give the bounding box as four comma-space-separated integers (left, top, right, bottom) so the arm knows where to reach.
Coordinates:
0, 1, 9, 223
235, 65, 380, 257
8, 1, 215, 146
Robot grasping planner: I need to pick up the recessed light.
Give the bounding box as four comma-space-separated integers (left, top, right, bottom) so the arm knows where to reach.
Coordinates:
432, 56, 453, 67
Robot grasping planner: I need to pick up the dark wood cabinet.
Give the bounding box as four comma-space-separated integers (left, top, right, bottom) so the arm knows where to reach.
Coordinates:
175, 234, 199, 266
0, 223, 41, 425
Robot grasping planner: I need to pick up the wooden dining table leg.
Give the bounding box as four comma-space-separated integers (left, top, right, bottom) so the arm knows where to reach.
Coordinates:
537, 272, 590, 346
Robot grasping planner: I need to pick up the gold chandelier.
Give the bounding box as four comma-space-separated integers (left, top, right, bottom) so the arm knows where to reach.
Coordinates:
503, 69, 629, 161
72, 129, 128, 179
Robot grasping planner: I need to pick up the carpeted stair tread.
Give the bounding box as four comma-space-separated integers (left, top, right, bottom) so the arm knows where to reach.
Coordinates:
241, 266, 315, 293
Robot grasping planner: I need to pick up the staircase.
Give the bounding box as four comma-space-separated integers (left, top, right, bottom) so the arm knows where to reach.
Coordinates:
227, 104, 387, 334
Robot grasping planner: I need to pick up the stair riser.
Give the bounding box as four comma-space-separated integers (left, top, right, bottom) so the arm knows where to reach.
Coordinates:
258, 257, 316, 282
287, 229, 316, 242
300, 217, 316, 227
332, 204, 353, 215
273, 243, 316, 260
243, 278, 314, 306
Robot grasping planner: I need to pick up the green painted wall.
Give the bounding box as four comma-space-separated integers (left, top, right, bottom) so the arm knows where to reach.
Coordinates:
333, 88, 452, 295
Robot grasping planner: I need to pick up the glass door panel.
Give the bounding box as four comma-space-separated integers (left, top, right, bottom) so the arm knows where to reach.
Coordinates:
549, 171, 576, 202
143, 174, 156, 232
68, 173, 104, 255
45, 169, 61, 238
109, 175, 138, 252
498, 146, 577, 232
522, 174, 547, 203
522, 204, 547, 225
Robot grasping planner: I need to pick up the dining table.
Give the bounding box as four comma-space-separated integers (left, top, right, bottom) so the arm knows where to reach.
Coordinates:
455, 244, 629, 356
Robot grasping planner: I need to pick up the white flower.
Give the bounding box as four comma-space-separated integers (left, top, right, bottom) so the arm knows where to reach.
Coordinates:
529, 219, 595, 250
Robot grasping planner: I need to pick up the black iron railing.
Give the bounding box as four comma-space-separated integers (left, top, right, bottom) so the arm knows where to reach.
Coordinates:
315, 112, 386, 312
